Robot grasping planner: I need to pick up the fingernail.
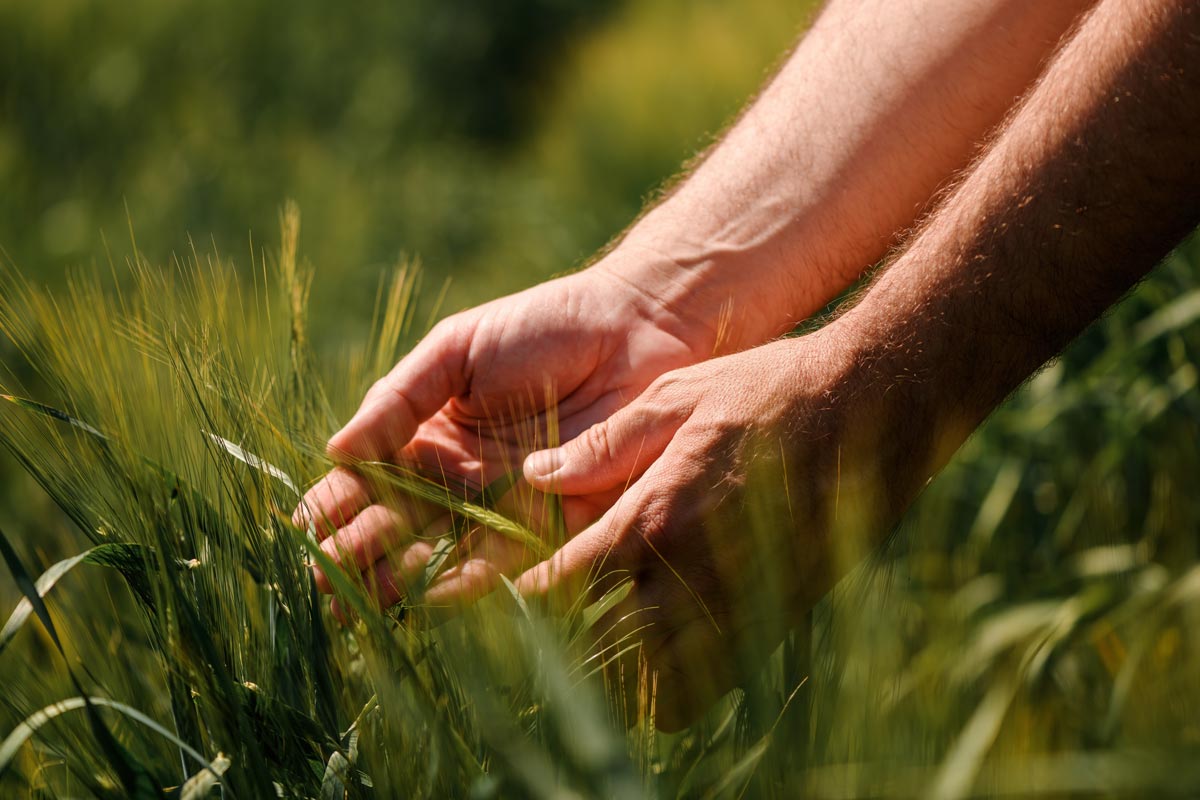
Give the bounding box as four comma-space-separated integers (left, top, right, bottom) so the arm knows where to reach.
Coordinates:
524, 449, 564, 482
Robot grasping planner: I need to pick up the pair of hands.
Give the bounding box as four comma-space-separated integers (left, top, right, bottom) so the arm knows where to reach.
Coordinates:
295, 256, 879, 729
294, 0, 1200, 732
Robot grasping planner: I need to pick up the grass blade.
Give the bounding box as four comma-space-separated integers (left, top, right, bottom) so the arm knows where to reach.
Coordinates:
0, 542, 152, 656
203, 430, 299, 496
0, 393, 106, 439
361, 462, 548, 559
0, 526, 160, 797
0, 697, 222, 779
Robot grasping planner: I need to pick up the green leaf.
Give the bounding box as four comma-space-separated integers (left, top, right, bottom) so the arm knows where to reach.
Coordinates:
1134, 288, 1200, 345
0, 542, 153, 656
361, 462, 548, 559
0, 526, 162, 797
699, 735, 771, 800
0, 393, 106, 439
319, 749, 351, 800
419, 536, 457, 594
499, 574, 533, 624
0, 696, 221, 781
929, 674, 1020, 800
0, 393, 269, 583
319, 730, 358, 800
203, 430, 299, 496
235, 681, 333, 758
579, 578, 633, 636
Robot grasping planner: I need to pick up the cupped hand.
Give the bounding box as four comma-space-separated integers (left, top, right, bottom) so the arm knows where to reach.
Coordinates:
296, 255, 718, 614
517, 327, 909, 730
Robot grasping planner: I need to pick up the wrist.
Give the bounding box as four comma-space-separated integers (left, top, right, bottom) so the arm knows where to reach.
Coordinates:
807, 303, 977, 521
597, 216, 814, 355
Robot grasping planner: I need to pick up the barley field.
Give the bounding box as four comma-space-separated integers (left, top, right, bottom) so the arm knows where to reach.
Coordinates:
2, 1, 1199, 797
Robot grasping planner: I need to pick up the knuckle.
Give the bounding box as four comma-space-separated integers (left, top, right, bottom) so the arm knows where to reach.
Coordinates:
428, 316, 454, 336
636, 502, 671, 541
426, 316, 459, 346
581, 422, 616, 464
612, 499, 671, 558
644, 373, 678, 402
364, 375, 394, 404
643, 373, 695, 423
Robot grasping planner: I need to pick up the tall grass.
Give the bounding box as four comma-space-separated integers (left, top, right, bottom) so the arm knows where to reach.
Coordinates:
0, 214, 1199, 798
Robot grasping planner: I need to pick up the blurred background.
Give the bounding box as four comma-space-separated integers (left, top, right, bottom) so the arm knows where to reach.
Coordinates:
0, 0, 817, 343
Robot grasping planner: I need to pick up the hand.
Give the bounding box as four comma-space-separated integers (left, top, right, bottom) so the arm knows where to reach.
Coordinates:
295, 252, 718, 615
517, 327, 906, 730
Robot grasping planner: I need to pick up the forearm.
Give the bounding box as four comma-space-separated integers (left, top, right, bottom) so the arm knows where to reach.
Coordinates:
835, 0, 1200, 515
604, 0, 1094, 353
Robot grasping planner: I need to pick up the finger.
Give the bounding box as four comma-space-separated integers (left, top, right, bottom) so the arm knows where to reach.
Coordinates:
420, 528, 531, 608
313, 503, 421, 593
330, 597, 351, 626
522, 397, 685, 496
518, 424, 716, 616
562, 487, 624, 535
327, 318, 470, 462
363, 539, 438, 608
337, 500, 536, 618
516, 457, 675, 606
329, 538, 440, 625
514, 516, 624, 609
293, 467, 372, 540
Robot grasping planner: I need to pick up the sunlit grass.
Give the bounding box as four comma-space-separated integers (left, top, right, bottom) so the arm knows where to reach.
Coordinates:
0, 217, 1198, 797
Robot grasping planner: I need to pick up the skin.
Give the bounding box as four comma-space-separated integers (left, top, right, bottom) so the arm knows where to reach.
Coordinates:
298, 0, 1094, 613
519, 0, 1200, 728
297, 0, 1200, 729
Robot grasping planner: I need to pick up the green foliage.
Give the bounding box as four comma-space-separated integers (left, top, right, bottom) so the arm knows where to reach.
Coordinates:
1, 1, 1199, 796
0, 222, 643, 797
0, 0, 816, 339
0, 221, 1198, 798
0, 0, 620, 356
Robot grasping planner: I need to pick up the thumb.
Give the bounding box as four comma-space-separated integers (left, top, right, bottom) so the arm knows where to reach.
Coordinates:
327, 319, 469, 462
514, 448, 678, 607
523, 396, 684, 496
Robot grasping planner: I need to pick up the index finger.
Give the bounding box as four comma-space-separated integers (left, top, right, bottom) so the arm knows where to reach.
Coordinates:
327, 319, 469, 462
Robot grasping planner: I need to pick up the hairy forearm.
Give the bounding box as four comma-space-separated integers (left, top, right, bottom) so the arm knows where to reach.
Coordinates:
837, 0, 1200, 513
605, 0, 1094, 352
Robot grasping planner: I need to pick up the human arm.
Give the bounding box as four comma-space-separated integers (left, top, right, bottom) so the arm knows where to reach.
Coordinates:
612, 0, 1097, 352
298, 0, 1095, 608
518, 0, 1200, 728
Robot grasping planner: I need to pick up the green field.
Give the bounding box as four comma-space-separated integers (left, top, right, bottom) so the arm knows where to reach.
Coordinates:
2, 1, 1199, 797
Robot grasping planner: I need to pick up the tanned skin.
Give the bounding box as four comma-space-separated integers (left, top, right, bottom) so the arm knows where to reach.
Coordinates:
298, 0, 1093, 607
297, 0, 1198, 728
519, 0, 1200, 728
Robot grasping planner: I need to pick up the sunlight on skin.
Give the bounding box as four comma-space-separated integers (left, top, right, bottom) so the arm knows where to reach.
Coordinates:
294, 0, 1200, 728
515, 0, 1200, 728
298, 0, 1093, 617
293, 259, 705, 603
